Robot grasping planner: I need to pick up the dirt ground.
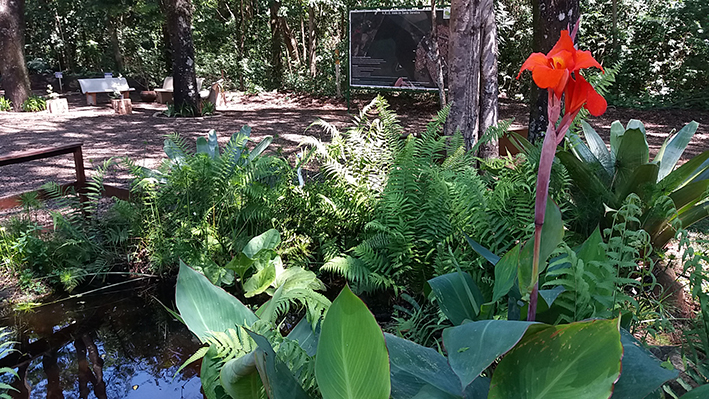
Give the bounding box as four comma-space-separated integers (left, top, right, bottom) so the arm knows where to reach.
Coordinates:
0, 90, 707, 202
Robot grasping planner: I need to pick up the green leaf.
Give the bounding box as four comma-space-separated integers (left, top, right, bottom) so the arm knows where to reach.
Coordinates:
176, 261, 258, 341
247, 331, 312, 399
654, 121, 698, 180
670, 180, 709, 211
615, 163, 659, 204
411, 385, 462, 399
557, 151, 613, 206
519, 199, 564, 296
287, 318, 320, 357
428, 271, 485, 325
613, 329, 678, 399
613, 128, 649, 193
208, 129, 219, 158
488, 318, 622, 399
246, 136, 274, 165
315, 285, 390, 399
465, 234, 500, 266
196, 136, 210, 156
385, 333, 463, 398
609, 120, 625, 160
201, 345, 230, 399
243, 229, 281, 259
680, 384, 709, 399
659, 150, 709, 193
243, 264, 276, 298
580, 121, 613, 179
444, 320, 539, 388
225, 253, 254, 280
491, 244, 521, 303
220, 352, 266, 399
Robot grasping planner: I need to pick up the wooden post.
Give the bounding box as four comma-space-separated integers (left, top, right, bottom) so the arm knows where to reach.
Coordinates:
111, 99, 132, 114
73, 146, 88, 203
86, 93, 97, 105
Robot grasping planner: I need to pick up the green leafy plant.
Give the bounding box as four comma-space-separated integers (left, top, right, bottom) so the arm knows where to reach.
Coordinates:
175, 259, 678, 399
559, 119, 708, 249
0, 97, 11, 111
0, 328, 19, 398
21, 95, 46, 112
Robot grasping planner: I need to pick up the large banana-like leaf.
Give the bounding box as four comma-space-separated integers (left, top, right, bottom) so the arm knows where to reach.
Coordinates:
669, 180, 709, 211
613, 329, 678, 399
580, 121, 613, 180
557, 151, 612, 205
385, 333, 463, 399
243, 264, 276, 298
444, 320, 540, 389
176, 261, 258, 341
680, 384, 709, 399
613, 128, 649, 194
615, 163, 659, 204
491, 243, 521, 303
220, 352, 266, 399
428, 271, 485, 325
243, 229, 281, 259
488, 318, 622, 399
287, 318, 320, 356
247, 331, 312, 399
246, 136, 274, 165
654, 121, 698, 181
315, 285, 390, 399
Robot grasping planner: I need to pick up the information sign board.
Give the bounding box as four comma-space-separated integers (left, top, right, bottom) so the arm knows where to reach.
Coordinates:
349, 9, 450, 90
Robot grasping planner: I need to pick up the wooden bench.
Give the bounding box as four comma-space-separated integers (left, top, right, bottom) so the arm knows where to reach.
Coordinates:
78, 78, 135, 105
155, 77, 210, 104
0, 143, 130, 210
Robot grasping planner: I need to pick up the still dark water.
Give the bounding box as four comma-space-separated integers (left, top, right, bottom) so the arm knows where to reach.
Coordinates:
0, 281, 204, 398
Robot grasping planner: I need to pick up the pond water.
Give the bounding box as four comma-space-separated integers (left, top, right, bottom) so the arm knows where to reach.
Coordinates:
0, 281, 204, 398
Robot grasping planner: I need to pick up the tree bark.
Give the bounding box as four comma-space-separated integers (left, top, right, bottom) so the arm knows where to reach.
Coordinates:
447, 0, 482, 150
269, 0, 283, 87
109, 20, 124, 71
430, 0, 447, 107
527, 0, 579, 143
308, 5, 317, 78
0, 0, 32, 112
478, 0, 499, 158
163, 0, 200, 113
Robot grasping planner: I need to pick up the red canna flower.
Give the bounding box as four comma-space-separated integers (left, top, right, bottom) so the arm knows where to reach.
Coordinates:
517, 30, 604, 99
564, 74, 607, 116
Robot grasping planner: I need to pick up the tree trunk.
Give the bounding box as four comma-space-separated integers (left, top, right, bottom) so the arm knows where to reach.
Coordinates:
308, 5, 317, 78
269, 0, 283, 87
477, 0, 499, 158
527, 0, 580, 143
430, 0, 447, 107
447, 0, 482, 150
109, 20, 124, 71
0, 0, 32, 112
280, 17, 300, 65
163, 0, 200, 112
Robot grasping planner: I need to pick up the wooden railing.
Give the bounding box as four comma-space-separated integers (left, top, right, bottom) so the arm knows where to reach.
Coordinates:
0, 142, 130, 210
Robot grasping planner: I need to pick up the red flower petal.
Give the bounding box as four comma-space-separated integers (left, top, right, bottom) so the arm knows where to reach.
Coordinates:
517, 53, 549, 79
574, 50, 604, 72
532, 67, 568, 97
548, 30, 576, 59
585, 84, 607, 116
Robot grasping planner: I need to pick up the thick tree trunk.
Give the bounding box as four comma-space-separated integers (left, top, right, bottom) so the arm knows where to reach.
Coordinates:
269, 0, 283, 86
280, 17, 300, 65
527, 0, 580, 143
308, 5, 317, 78
0, 0, 32, 112
163, 0, 200, 112
478, 0, 499, 158
447, 0, 482, 150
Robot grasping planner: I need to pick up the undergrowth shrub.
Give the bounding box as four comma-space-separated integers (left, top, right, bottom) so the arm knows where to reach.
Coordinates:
21, 95, 46, 112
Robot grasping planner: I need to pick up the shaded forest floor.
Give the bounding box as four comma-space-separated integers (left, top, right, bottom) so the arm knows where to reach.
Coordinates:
0, 90, 707, 201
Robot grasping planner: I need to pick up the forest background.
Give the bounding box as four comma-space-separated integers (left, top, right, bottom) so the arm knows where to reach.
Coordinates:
16, 0, 709, 110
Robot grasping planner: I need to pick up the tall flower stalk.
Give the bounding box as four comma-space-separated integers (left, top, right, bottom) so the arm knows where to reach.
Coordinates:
518, 29, 607, 321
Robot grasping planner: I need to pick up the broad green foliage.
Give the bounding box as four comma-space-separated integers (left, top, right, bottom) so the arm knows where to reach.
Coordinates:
21, 95, 46, 112
315, 285, 391, 399
560, 119, 708, 249
0, 97, 11, 112
488, 319, 623, 399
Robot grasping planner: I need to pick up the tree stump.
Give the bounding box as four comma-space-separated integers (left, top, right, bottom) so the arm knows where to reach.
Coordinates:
47, 98, 69, 114
111, 99, 132, 115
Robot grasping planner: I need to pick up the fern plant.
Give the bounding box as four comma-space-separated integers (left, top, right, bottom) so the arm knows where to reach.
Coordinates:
0, 328, 18, 399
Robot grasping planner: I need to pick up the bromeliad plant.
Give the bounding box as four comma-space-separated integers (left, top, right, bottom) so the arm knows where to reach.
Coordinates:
517, 28, 607, 320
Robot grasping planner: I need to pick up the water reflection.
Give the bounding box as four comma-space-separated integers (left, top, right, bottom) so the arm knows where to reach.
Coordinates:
0, 282, 203, 398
